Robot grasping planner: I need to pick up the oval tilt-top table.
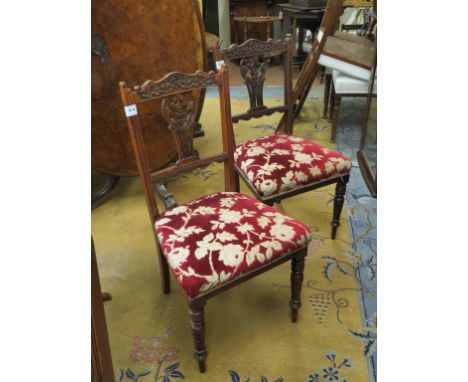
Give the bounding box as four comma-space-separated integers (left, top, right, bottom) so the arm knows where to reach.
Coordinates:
92, 0, 208, 204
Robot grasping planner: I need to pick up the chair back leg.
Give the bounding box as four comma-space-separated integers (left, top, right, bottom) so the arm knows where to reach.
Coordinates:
331, 175, 349, 239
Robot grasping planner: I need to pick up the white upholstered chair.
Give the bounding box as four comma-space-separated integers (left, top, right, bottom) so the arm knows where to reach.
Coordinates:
326, 69, 377, 142
318, 31, 376, 142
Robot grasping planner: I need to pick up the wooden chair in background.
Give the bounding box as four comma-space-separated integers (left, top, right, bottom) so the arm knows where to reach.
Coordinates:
319, 22, 376, 142
119, 67, 311, 373
326, 67, 377, 142
213, 38, 352, 239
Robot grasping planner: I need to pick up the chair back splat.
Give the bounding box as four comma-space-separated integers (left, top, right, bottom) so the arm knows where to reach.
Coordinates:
213, 37, 294, 135
119, 68, 237, 223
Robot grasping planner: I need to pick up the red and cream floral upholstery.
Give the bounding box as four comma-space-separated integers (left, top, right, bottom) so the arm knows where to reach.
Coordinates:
155, 192, 311, 298
234, 134, 352, 198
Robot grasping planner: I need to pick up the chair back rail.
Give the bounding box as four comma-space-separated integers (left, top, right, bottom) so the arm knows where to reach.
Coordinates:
213, 38, 294, 136
119, 68, 236, 224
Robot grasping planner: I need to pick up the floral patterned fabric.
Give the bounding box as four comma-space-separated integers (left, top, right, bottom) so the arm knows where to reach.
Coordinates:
155, 192, 311, 298
234, 134, 352, 197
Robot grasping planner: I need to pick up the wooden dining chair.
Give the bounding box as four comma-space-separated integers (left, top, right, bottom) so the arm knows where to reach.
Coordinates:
119, 67, 311, 373
319, 26, 376, 142
212, 38, 352, 239
326, 68, 377, 142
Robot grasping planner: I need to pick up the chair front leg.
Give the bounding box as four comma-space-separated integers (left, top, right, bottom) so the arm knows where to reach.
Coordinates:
290, 249, 307, 323
189, 300, 207, 373
331, 175, 349, 239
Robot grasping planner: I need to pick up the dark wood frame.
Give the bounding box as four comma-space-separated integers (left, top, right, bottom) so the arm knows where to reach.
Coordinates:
119, 67, 309, 373
213, 37, 350, 239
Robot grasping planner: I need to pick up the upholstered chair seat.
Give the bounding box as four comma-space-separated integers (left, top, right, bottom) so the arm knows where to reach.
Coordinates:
332, 69, 377, 94
234, 134, 352, 198
155, 192, 311, 298
322, 67, 377, 143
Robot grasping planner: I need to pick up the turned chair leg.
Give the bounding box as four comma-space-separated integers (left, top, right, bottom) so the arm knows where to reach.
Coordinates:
323, 73, 332, 119
290, 250, 306, 323
331, 93, 341, 143
189, 301, 207, 373
331, 175, 349, 240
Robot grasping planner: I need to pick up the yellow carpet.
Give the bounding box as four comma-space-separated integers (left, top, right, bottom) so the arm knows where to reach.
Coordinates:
92, 95, 369, 381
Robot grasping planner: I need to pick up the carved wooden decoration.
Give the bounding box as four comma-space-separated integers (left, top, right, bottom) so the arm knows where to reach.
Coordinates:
134, 71, 217, 101
129, 71, 217, 165
240, 56, 267, 112
221, 38, 286, 60
162, 92, 199, 163
213, 38, 291, 126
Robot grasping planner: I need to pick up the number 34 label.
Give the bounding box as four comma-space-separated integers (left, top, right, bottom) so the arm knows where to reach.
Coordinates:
124, 104, 138, 117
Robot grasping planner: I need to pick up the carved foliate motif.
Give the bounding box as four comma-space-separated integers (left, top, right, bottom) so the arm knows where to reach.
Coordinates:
162, 92, 199, 161
222, 39, 285, 60
135, 71, 216, 100
162, 92, 197, 132
240, 56, 267, 112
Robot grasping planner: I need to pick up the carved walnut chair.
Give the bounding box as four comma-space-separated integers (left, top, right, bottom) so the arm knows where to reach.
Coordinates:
119, 67, 311, 373
212, 38, 352, 239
